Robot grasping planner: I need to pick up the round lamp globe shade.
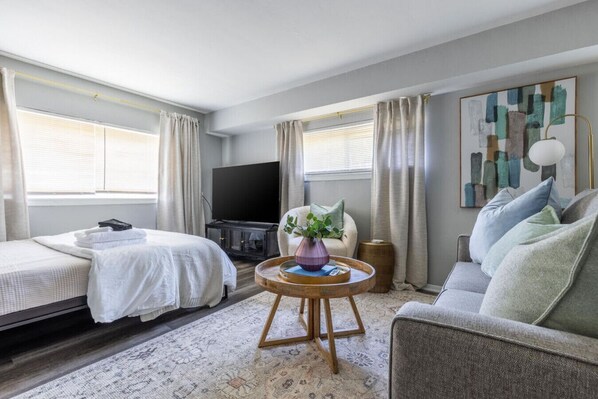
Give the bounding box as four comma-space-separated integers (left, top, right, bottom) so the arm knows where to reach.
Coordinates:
528, 139, 566, 166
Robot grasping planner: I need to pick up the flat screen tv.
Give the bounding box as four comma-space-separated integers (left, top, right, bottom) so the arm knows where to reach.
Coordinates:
212, 161, 280, 223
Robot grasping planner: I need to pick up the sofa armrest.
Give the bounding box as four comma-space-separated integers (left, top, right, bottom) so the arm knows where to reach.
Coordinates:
457, 234, 472, 262
390, 302, 598, 399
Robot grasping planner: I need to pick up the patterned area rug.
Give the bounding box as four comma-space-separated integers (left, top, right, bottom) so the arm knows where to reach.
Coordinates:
16, 290, 434, 399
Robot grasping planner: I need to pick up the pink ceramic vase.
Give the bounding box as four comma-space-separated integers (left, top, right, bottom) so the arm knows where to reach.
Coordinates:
295, 237, 330, 271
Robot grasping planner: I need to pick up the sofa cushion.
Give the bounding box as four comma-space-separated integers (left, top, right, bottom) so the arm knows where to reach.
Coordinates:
562, 189, 598, 224
479, 213, 598, 338
469, 177, 561, 264
481, 206, 562, 277
310, 199, 344, 238
443, 262, 491, 294
434, 289, 485, 313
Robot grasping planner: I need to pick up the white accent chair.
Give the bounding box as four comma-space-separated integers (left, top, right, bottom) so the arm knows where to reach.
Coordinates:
277, 206, 359, 258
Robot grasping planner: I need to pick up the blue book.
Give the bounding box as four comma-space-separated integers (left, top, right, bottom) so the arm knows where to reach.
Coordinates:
286, 264, 336, 277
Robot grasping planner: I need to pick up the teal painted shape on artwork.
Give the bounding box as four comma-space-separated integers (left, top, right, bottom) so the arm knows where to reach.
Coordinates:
464, 183, 475, 207
507, 88, 520, 105
550, 85, 567, 124
542, 164, 557, 181
519, 85, 536, 114
483, 160, 497, 199
526, 94, 545, 128
496, 151, 509, 188
471, 152, 483, 184
486, 93, 498, 123
508, 157, 521, 189
524, 128, 541, 172
495, 106, 508, 139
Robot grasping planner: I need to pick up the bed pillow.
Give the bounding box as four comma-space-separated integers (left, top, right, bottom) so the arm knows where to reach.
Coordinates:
479, 213, 598, 339
310, 199, 344, 238
481, 206, 562, 277
469, 177, 561, 264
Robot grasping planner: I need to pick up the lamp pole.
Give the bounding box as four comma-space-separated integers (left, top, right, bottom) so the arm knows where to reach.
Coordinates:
543, 114, 594, 190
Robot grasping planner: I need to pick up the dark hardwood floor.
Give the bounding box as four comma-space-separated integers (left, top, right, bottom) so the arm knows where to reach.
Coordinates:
0, 258, 261, 399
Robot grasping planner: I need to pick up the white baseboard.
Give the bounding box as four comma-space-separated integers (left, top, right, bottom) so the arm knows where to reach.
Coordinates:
421, 284, 442, 294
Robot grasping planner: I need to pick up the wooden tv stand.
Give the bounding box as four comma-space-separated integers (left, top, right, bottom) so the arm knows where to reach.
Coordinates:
205, 221, 280, 260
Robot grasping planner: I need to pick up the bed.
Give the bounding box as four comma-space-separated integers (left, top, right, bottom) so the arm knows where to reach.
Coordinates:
0, 229, 237, 331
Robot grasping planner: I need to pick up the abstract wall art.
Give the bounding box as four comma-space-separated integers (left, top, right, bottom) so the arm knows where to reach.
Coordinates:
460, 77, 576, 208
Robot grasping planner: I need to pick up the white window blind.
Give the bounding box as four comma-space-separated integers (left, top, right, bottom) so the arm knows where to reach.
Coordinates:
18, 110, 159, 194
303, 122, 374, 174
104, 127, 159, 193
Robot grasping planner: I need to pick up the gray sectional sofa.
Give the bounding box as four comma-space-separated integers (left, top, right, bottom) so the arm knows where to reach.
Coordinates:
389, 194, 598, 398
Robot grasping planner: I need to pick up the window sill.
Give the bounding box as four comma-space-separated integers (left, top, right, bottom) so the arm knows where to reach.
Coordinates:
304, 170, 372, 182
27, 194, 157, 207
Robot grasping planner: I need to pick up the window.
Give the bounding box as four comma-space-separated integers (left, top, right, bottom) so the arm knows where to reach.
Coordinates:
18, 110, 159, 195
303, 122, 373, 175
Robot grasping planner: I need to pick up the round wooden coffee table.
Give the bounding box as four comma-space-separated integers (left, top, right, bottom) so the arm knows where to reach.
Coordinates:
255, 255, 376, 373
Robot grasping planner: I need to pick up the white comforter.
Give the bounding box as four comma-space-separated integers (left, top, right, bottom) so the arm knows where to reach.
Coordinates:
33, 229, 237, 323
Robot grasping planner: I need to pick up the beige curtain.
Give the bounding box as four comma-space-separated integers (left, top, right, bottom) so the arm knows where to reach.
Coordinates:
276, 120, 304, 216
157, 111, 204, 236
0, 67, 29, 241
371, 96, 427, 290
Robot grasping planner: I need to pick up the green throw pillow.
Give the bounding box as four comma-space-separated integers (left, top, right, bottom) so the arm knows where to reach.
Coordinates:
481, 206, 562, 277
310, 199, 344, 238
479, 213, 598, 338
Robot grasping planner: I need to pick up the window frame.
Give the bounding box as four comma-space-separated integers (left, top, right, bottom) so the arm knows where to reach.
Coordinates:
18, 108, 159, 206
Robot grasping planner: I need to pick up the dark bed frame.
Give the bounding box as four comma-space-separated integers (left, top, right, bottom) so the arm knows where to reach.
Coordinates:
0, 286, 229, 332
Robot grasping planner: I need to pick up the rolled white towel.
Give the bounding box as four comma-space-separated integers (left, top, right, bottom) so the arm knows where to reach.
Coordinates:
75, 238, 147, 250
75, 228, 147, 244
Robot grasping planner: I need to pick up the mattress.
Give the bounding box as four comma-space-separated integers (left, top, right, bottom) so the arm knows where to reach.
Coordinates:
0, 239, 91, 316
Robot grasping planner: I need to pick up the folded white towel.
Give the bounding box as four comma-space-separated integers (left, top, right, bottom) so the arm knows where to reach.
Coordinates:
75, 238, 147, 250
75, 228, 147, 244
75, 226, 113, 239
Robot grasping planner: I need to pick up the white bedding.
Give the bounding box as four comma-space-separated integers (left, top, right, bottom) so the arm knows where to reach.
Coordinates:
0, 230, 236, 322
0, 239, 91, 317
33, 229, 237, 323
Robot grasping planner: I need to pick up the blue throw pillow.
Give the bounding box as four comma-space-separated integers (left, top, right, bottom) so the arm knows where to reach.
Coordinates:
469, 177, 561, 264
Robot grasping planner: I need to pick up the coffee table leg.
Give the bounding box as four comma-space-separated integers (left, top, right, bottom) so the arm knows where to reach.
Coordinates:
258, 294, 282, 347
313, 298, 320, 337
307, 298, 314, 340
314, 298, 339, 373
299, 298, 305, 315
324, 299, 339, 373
259, 295, 361, 374
319, 296, 366, 339
348, 296, 366, 334
259, 294, 312, 348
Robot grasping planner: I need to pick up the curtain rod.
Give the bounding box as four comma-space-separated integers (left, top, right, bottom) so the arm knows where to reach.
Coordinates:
301, 93, 431, 123
15, 71, 163, 115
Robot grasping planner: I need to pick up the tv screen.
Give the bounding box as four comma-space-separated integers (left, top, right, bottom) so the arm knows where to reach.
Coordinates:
212, 161, 280, 223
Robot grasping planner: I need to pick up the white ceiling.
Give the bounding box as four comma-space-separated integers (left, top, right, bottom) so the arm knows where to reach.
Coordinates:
0, 0, 587, 112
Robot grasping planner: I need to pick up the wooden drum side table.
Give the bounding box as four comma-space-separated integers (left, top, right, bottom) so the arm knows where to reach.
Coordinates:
357, 240, 394, 293
254, 256, 376, 373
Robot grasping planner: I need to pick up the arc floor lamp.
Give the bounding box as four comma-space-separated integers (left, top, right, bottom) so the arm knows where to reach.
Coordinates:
528, 113, 595, 189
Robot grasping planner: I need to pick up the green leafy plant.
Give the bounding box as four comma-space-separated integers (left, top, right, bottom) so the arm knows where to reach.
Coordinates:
283, 213, 343, 240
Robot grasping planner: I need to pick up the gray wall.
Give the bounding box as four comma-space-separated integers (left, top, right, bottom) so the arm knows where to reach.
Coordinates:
222, 129, 277, 166
221, 61, 598, 286
209, 1, 598, 133
0, 54, 220, 235
28, 204, 157, 237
